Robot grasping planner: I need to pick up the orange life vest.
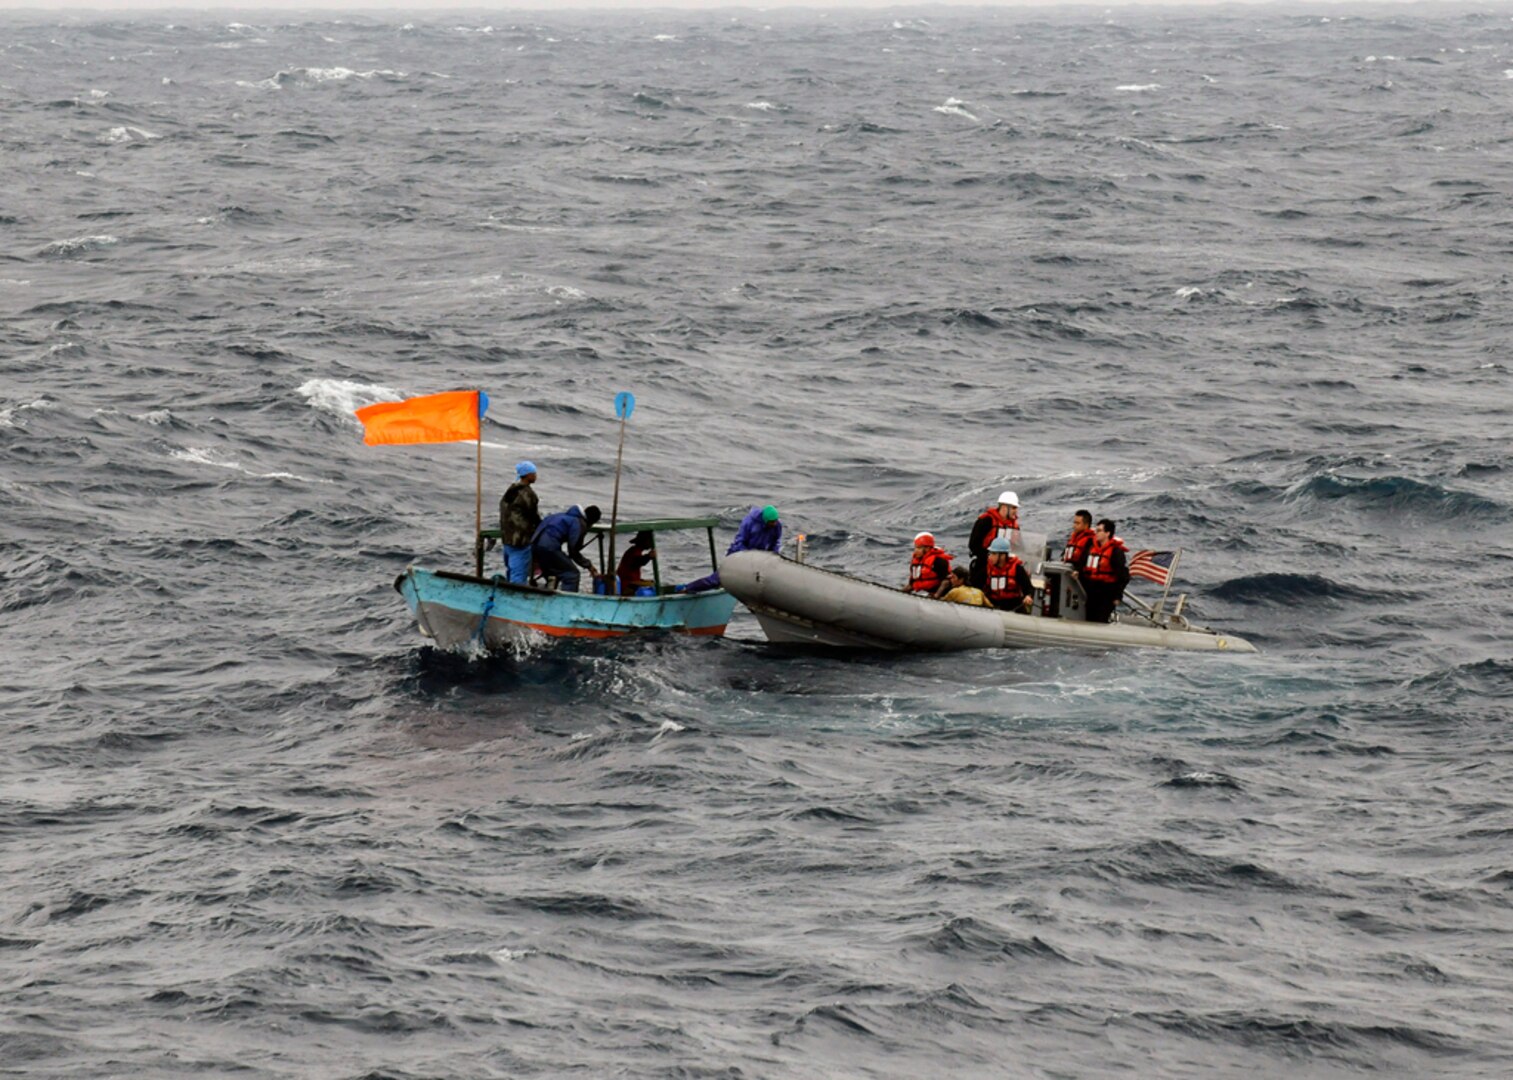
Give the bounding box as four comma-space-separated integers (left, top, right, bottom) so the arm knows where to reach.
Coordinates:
909, 547, 952, 593
985, 556, 1026, 606
1062, 528, 1094, 568
977, 506, 1020, 547
1083, 537, 1128, 584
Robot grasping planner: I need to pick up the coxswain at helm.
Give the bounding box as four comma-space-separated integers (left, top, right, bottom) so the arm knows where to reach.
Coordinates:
968, 490, 1020, 589
1061, 508, 1095, 575
903, 531, 952, 598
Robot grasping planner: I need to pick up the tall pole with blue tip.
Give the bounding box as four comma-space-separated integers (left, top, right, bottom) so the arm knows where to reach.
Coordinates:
607, 391, 635, 593
474, 390, 490, 578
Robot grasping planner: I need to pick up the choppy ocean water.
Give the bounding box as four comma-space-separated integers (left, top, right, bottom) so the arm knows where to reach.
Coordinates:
3, 6, 1512, 1076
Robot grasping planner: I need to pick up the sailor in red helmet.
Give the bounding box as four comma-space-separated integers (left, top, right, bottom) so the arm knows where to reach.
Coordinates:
983, 537, 1034, 613
903, 531, 953, 599
968, 490, 1021, 589
1081, 518, 1130, 623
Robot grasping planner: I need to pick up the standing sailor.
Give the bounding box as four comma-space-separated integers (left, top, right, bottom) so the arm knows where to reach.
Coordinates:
499, 461, 541, 583
983, 537, 1034, 613
1082, 518, 1130, 623
968, 491, 1021, 589
1061, 509, 1095, 576
531, 504, 602, 593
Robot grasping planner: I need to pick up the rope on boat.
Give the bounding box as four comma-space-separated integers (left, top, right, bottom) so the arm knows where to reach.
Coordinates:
472, 580, 498, 646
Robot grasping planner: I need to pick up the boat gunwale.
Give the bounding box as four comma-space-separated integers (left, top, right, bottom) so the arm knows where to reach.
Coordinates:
415, 567, 729, 604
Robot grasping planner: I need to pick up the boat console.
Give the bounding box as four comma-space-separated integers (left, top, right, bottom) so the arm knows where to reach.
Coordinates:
1037, 560, 1088, 621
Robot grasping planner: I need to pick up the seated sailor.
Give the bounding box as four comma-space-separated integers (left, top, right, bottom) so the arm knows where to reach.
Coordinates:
904, 531, 952, 598
616, 530, 656, 595
940, 566, 994, 608
681, 505, 781, 593
983, 537, 1034, 613
530, 504, 602, 593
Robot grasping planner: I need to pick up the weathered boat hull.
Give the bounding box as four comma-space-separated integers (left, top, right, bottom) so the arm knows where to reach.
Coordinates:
396, 567, 737, 650
720, 551, 1255, 653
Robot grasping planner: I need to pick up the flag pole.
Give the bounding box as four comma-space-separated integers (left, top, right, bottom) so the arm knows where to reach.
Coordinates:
606, 392, 635, 595
474, 422, 484, 578
1155, 548, 1181, 617
607, 415, 628, 592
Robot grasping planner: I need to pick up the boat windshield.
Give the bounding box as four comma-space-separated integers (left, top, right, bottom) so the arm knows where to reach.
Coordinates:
1010, 528, 1050, 570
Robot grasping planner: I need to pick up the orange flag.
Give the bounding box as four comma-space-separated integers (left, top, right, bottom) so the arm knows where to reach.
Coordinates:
354, 390, 488, 446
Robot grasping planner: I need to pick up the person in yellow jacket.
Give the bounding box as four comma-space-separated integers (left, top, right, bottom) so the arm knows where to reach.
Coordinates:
939, 566, 994, 608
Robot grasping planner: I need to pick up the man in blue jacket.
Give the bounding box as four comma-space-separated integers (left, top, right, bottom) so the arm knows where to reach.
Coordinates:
531, 504, 602, 592
681, 505, 782, 593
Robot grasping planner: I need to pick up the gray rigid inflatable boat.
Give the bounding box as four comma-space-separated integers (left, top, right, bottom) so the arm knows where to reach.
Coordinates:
719, 550, 1256, 653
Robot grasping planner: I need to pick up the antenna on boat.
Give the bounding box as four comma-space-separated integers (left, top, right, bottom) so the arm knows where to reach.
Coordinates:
607, 391, 636, 592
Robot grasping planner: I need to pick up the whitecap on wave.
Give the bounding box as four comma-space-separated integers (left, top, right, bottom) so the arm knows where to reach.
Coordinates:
169, 446, 329, 484
40, 235, 118, 257
652, 719, 686, 742
239, 68, 408, 90
99, 125, 161, 144
0, 398, 53, 429
296, 377, 403, 419
933, 97, 978, 121
1115, 84, 1161, 92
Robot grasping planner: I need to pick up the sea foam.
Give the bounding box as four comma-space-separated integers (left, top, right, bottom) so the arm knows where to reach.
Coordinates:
41, 235, 118, 256
934, 97, 978, 121
296, 378, 403, 419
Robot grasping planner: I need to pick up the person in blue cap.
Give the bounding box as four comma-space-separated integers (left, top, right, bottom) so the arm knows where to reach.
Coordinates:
680, 504, 782, 593
499, 461, 540, 583
982, 536, 1034, 613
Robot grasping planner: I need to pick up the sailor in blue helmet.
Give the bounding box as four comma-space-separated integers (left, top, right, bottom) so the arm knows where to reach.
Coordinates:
499, 461, 540, 583
680, 504, 782, 593
530, 503, 602, 593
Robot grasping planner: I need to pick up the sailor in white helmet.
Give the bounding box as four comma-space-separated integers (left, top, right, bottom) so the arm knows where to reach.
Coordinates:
968, 490, 1021, 589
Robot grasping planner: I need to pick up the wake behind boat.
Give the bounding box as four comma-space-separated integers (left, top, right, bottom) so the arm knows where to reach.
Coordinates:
720, 550, 1256, 653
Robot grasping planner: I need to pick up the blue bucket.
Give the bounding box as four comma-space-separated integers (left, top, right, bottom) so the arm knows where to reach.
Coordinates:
635, 586, 656, 597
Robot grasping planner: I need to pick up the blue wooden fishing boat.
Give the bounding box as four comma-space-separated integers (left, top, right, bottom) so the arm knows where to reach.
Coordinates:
394, 517, 738, 650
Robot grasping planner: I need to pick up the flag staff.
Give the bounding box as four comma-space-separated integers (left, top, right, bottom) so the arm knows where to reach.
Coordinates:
350, 388, 491, 577
607, 392, 636, 592
1154, 548, 1182, 617
474, 415, 484, 578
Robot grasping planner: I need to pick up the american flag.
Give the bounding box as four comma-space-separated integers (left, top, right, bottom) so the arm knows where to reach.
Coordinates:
1128, 550, 1177, 586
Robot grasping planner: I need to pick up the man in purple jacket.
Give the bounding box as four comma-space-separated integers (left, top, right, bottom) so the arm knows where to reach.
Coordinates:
680, 505, 782, 593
